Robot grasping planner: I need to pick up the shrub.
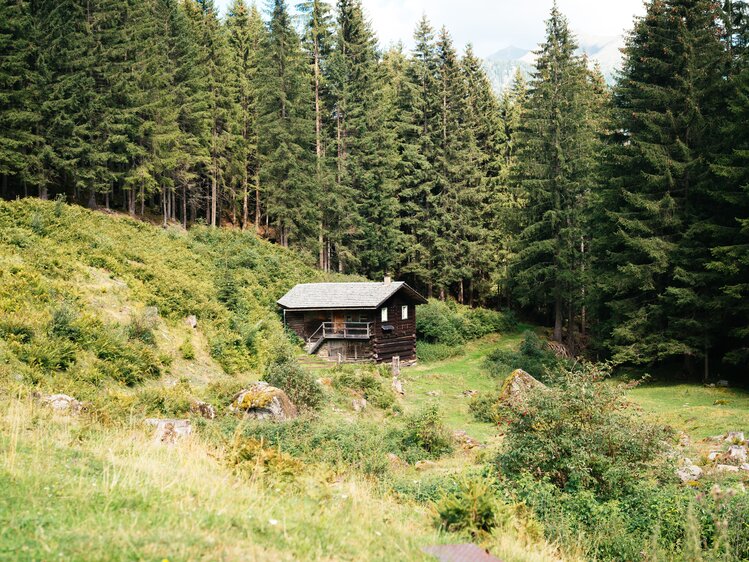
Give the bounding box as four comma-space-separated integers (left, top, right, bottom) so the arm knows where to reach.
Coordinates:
49, 301, 82, 342
416, 299, 516, 349
264, 360, 323, 411
497, 363, 670, 499
416, 341, 464, 363
333, 368, 396, 410
127, 308, 158, 345
484, 331, 568, 382
224, 434, 303, 483
468, 391, 503, 424
435, 477, 509, 537
416, 300, 467, 346
400, 406, 454, 459
179, 338, 195, 360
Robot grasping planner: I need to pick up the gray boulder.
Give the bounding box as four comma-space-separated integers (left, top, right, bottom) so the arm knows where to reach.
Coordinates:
727, 445, 747, 463
498, 369, 547, 405
676, 460, 703, 483
145, 418, 192, 444
231, 382, 298, 421
39, 393, 83, 413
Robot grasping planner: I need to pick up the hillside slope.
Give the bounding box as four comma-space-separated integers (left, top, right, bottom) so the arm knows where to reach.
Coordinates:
0, 200, 566, 562
0, 198, 332, 411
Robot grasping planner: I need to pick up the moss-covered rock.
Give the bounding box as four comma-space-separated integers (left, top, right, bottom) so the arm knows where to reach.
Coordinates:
498, 369, 546, 406
230, 382, 298, 421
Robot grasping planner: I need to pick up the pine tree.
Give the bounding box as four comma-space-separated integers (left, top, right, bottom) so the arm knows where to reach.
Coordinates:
226, 0, 263, 230
395, 17, 440, 294
330, 0, 399, 276
461, 44, 508, 306
0, 0, 41, 197
593, 0, 729, 375
257, 0, 316, 247
299, 0, 336, 270
512, 5, 601, 350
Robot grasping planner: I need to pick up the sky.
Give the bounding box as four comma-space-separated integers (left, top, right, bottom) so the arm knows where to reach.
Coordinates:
216, 0, 646, 58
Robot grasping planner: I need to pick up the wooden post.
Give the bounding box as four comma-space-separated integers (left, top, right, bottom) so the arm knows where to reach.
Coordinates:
392, 356, 401, 377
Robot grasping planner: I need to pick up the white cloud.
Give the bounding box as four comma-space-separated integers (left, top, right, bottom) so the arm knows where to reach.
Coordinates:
217, 0, 645, 57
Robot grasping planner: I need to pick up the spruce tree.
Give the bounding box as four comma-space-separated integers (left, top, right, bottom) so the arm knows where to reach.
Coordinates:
257, 0, 316, 247
512, 5, 601, 349
330, 0, 399, 276
395, 17, 440, 294
0, 0, 41, 197
226, 0, 262, 229
593, 0, 729, 375
299, 0, 336, 269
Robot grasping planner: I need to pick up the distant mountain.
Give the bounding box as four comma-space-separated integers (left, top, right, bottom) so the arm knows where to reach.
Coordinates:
482, 35, 625, 94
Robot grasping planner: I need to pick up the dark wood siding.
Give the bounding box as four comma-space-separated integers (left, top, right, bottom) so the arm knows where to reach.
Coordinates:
372, 295, 416, 362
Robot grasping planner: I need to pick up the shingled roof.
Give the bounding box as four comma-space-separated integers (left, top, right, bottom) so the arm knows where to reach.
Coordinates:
277, 281, 427, 310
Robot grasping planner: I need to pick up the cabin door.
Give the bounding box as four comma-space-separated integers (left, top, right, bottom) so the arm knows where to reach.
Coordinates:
332, 312, 345, 334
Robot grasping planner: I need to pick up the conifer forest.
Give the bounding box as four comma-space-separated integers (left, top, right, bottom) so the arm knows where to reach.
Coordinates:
2, 0, 749, 383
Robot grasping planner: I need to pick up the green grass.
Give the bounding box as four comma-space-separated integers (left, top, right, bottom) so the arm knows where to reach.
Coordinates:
403, 328, 530, 442
626, 382, 749, 440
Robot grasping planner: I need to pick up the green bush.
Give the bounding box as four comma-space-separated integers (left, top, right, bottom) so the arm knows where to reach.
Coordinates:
496, 363, 670, 499
468, 391, 503, 424
179, 338, 196, 360
400, 406, 454, 459
435, 477, 509, 538
127, 309, 158, 346
233, 417, 394, 476
333, 368, 396, 410
264, 360, 323, 411
416, 299, 515, 348
483, 331, 568, 382
416, 341, 464, 362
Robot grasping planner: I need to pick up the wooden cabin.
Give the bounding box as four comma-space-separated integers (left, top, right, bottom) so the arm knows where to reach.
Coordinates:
278, 277, 427, 363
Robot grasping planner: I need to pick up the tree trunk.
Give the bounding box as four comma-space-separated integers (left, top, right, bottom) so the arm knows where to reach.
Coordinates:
553, 294, 563, 342
254, 175, 261, 233
319, 222, 325, 270
182, 185, 187, 229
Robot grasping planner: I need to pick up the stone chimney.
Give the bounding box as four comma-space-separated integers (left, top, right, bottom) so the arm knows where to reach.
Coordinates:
384, 275, 392, 285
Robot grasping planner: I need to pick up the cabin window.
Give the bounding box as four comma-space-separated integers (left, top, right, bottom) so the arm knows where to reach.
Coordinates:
381, 307, 388, 322
401, 305, 408, 320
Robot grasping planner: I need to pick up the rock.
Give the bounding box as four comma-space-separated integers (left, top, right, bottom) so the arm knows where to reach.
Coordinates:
145, 418, 192, 444
727, 445, 748, 463
715, 464, 740, 473
39, 393, 83, 413
190, 400, 216, 420
708, 451, 722, 461
725, 431, 746, 443
352, 398, 368, 412
453, 430, 480, 450
231, 382, 298, 421
392, 376, 404, 396
717, 380, 730, 388
462, 390, 478, 398
677, 463, 703, 483
185, 315, 198, 329
316, 377, 333, 387
498, 369, 546, 405
415, 460, 437, 471
426, 390, 441, 397
387, 453, 407, 468
740, 464, 749, 472
678, 432, 691, 448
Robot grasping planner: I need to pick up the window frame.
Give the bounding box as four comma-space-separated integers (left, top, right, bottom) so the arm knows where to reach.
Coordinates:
380, 307, 388, 322
401, 305, 409, 320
